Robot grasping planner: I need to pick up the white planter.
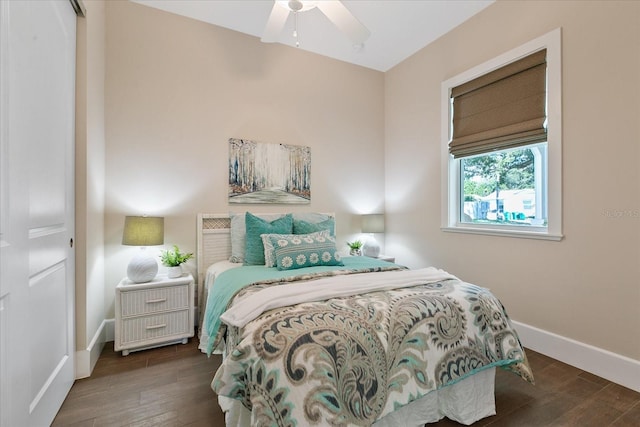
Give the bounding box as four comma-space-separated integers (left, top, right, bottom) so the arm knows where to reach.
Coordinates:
167, 266, 183, 279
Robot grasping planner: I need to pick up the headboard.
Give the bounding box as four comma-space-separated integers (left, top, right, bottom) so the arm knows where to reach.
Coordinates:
196, 212, 336, 319
196, 213, 233, 287
196, 212, 338, 281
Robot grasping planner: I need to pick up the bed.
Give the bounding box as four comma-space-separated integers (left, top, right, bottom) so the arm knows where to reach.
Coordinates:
196, 212, 534, 426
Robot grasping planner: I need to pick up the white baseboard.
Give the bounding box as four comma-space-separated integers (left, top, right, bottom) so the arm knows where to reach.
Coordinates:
74, 319, 110, 379
513, 320, 640, 393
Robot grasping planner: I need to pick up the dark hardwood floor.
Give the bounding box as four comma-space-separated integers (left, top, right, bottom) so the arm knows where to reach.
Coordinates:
53, 339, 640, 426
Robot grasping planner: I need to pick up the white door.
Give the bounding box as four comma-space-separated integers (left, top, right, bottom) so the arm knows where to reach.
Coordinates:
0, 0, 78, 425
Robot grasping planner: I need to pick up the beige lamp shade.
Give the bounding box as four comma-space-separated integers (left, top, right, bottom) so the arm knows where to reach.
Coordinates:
122, 216, 164, 246
361, 214, 385, 233
122, 216, 164, 283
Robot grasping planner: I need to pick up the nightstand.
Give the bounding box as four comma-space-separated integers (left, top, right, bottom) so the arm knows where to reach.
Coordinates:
375, 254, 395, 263
364, 254, 395, 263
115, 274, 194, 356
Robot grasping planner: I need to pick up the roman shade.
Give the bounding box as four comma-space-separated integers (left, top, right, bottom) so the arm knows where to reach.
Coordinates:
449, 49, 547, 158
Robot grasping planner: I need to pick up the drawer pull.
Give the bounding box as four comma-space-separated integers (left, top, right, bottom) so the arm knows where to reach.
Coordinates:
146, 323, 167, 330
146, 298, 167, 304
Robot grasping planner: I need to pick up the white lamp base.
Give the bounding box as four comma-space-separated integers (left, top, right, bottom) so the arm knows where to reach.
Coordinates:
127, 251, 158, 283
362, 237, 381, 258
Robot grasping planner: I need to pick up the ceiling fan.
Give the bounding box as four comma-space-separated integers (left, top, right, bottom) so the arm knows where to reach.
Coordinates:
261, 0, 371, 47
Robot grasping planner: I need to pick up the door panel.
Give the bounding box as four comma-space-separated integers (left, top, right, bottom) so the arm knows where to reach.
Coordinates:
30, 265, 68, 409
29, 227, 69, 278
0, 295, 8, 427
0, 0, 77, 425
0, 3, 7, 424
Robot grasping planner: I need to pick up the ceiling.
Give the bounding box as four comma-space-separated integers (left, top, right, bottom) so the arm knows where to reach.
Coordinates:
130, 0, 495, 72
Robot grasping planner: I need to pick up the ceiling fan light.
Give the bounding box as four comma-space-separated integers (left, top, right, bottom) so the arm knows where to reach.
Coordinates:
276, 0, 318, 13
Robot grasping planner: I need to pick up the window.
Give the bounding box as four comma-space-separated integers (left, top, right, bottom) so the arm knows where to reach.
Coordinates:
441, 29, 562, 240
461, 145, 546, 227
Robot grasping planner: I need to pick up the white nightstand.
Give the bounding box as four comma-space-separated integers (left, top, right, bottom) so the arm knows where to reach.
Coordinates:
115, 274, 194, 356
365, 254, 395, 263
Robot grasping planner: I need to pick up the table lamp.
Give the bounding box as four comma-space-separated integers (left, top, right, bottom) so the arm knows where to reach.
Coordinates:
122, 216, 164, 283
361, 214, 384, 258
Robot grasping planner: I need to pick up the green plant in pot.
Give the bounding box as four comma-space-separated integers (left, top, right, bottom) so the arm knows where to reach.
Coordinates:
347, 240, 363, 256
160, 245, 193, 278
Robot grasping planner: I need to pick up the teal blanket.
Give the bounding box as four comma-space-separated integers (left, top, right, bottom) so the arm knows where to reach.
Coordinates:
204, 256, 403, 355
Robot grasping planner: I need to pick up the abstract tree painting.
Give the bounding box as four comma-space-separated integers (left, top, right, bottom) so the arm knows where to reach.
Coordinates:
228, 138, 311, 204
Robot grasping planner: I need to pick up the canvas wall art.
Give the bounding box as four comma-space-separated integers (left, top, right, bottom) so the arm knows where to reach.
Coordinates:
228, 138, 311, 204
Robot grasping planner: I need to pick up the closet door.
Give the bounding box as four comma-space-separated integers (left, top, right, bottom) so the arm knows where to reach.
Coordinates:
0, 0, 78, 425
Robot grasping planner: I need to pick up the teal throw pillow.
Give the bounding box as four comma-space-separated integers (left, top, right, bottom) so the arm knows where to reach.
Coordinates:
244, 212, 293, 265
268, 233, 343, 271
293, 218, 335, 236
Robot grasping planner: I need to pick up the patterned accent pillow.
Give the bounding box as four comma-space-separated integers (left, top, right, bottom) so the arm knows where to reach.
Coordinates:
244, 212, 293, 265
293, 218, 335, 236
267, 233, 343, 271
262, 230, 330, 268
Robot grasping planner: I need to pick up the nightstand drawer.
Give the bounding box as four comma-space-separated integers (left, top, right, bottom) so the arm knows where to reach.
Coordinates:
120, 284, 189, 317
119, 310, 190, 344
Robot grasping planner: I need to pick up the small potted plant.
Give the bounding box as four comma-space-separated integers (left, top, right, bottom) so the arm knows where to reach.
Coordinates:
160, 245, 193, 278
347, 240, 363, 256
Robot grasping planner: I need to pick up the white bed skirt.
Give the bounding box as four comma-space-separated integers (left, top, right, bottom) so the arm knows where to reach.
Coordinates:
217, 367, 496, 426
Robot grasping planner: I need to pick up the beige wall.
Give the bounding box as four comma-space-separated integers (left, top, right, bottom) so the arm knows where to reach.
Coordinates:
83, 0, 638, 369
103, 1, 385, 317
385, 0, 640, 360
75, 0, 106, 362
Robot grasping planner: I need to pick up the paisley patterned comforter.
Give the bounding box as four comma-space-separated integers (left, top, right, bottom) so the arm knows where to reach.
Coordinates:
208, 260, 533, 426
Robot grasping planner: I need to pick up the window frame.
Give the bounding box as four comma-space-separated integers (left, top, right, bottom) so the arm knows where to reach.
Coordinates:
441, 28, 563, 241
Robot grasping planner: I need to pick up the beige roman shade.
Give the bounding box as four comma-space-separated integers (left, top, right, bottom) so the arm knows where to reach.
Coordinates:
449, 49, 547, 158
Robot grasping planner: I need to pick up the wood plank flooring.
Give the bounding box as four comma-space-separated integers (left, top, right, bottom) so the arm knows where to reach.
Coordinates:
53, 339, 640, 426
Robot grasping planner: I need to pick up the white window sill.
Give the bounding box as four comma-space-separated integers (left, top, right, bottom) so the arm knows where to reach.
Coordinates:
441, 226, 563, 241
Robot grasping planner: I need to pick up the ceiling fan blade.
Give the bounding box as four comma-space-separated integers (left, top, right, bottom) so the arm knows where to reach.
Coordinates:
261, 2, 289, 43
317, 1, 371, 45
